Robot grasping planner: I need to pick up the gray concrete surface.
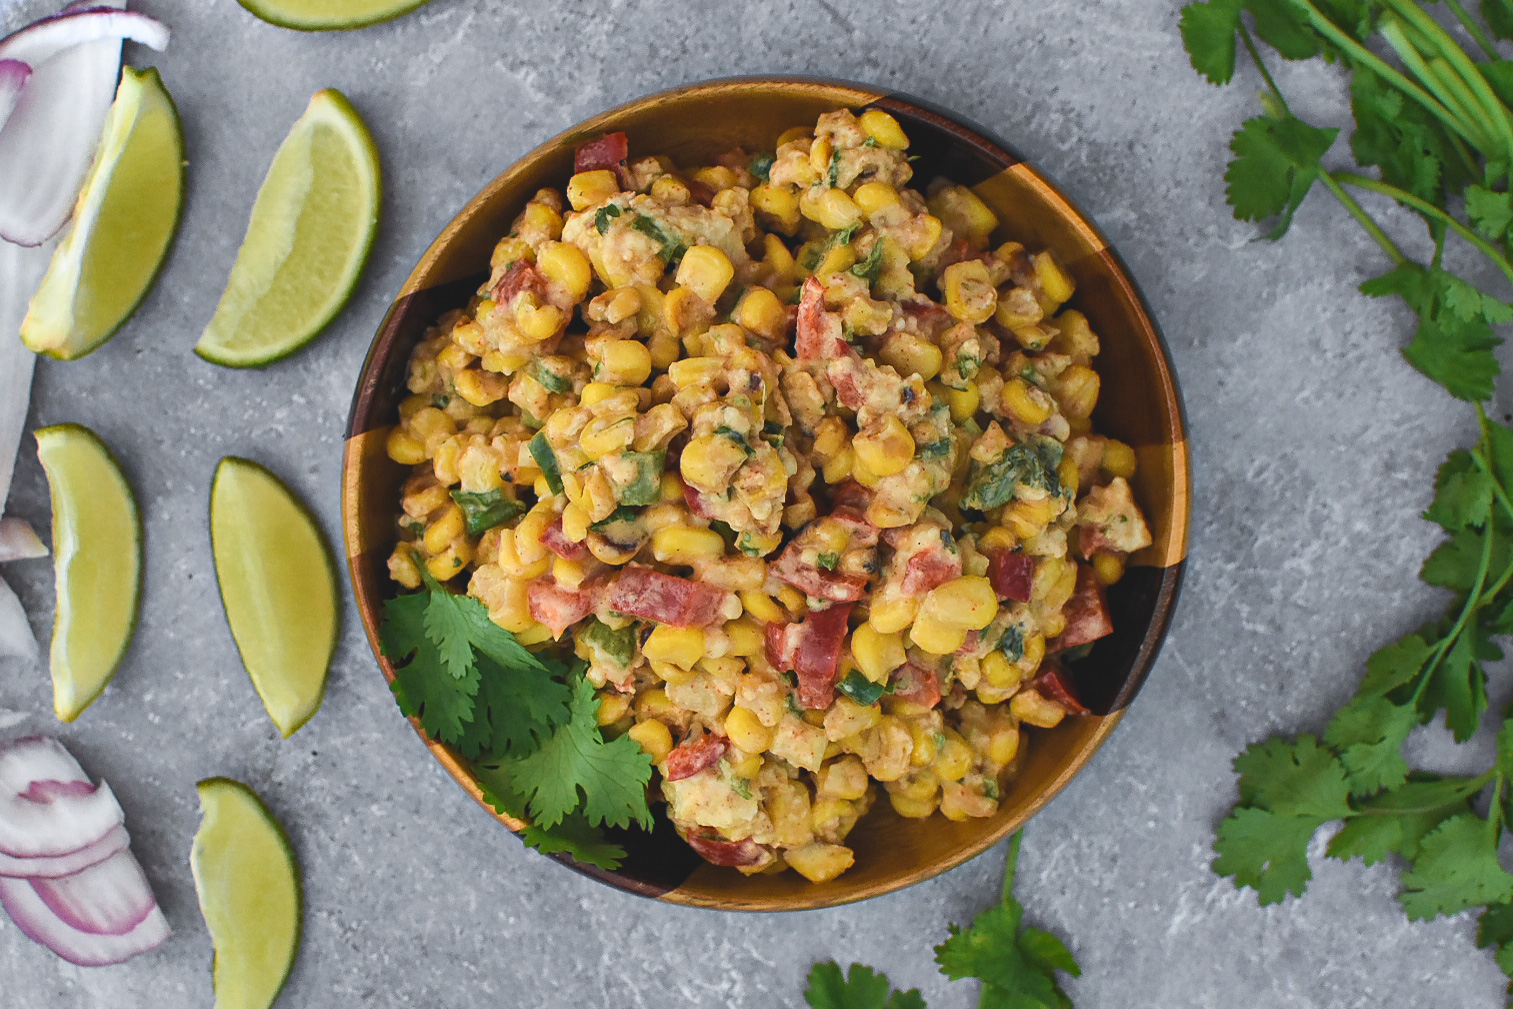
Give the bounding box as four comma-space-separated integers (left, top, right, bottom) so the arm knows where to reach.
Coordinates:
0, 0, 1505, 1005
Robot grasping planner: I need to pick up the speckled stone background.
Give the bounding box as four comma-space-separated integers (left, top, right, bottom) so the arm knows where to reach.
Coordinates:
2, 0, 1509, 1005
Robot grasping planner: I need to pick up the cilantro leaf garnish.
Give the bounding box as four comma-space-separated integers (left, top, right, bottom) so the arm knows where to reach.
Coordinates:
804, 963, 925, 1009
506, 676, 655, 831
379, 577, 652, 868
1224, 112, 1338, 239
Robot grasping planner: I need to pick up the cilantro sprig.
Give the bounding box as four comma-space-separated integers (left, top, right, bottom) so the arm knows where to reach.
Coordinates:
379, 574, 653, 869
805, 831, 1080, 1009
1182, 0, 1513, 401
1211, 409, 1513, 986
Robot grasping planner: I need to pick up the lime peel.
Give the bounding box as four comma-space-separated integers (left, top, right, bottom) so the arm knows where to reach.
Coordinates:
209, 457, 338, 738
19, 65, 184, 360
195, 88, 380, 368
34, 424, 141, 721
236, 0, 434, 31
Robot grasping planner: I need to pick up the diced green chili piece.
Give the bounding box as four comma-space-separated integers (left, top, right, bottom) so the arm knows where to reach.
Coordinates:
579, 617, 636, 667
449, 488, 527, 537
615, 450, 666, 506
529, 431, 563, 495
837, 669, 886, 706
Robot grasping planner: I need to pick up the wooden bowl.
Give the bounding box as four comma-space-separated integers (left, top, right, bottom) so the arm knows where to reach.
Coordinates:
341, 77, 1190, 911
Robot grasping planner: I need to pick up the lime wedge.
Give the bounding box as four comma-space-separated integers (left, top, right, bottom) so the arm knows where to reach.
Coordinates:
236, 0, 433, 30
19, 66, 184, 361
194, 89, 380, 368
209, 458, 337, 738
33, 424, 141, 721
191, 778, 301, 1009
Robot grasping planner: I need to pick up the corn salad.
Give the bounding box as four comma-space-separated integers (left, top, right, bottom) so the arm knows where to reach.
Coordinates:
385, 110, 1152, 882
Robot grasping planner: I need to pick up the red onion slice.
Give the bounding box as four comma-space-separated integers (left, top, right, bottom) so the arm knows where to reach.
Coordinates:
0, 823, 127, 878
0, 517, 47, 562
0, 243, 48, 508
0, 574, 36, 661
28, 847, 154, 935
0, 872, 167, 965
0, 737, 123, 858
0, 59, 30, 130
0, 4, 169, 247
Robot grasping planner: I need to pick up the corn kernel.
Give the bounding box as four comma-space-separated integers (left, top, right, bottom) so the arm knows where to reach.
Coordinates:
1011, 688, 1066, 728
740, 589, 785, 624
853, 416, 915, 478
680, 433, 747, 491
1020, 632, 1046, 673
786, 842, 855, 883
906, 721, 938, 766
1102, 439, 1137, 479
725, 705, 774, 753
868, 594, 918, 635
879, 334, 943, 381
978, 526, 1016, 552
728, 752, 762, 779
857, 108, 909, 149
580, 418, 634, 461
650, 658, 697, 685
676, 245, 736, 304
909, 613, 968, 655
643, 624, 706, 670
534, 242, 592, 303
815, 243, 858, 279
921, 576, 998, 630
1001, 377, 1052, 426
515, 297, 564, 342
423, 504, 466, 554
725, 619, 764, 656
889, 792, 940, 818
849, 453, 882, 490
801, 188, 863, 232
424, 542, 471, 582
522, 201, 564, 238
1093, 551, 1126, 585
628, 718, 674, 762
982, 650, 1021, 690
652, 525, 726, 565
906, 214, 943, 261
734, 287, 787, 340
933, 732, 973, 782
596, 689, 631, 726
1033, 250, 1075, 306
987, 727, 1020, 766
491, 237, 533, 272
597, 340, 653, 386
852, 180, 900, 215
1006, 496, 1063, 539
580, 381, 615, 407
820, 445, 855, 486
386, 428, 426, 466
752, 184, 801, 235
775, 584, 806, 615
943, 259, 998, 324
851, 624, 905, 684
762, 233, 799, 282
1056, 364, 1100, 419
667, 356, 723, 389
693, 165, 738, 191
776, 126, 812, 147
942, 382, 980, 423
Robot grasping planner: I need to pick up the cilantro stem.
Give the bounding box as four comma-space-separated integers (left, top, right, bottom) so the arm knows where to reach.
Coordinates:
1240, 25, 1289, 115
1317, 173, 1407, 264
1332, 172, 1513, 286
1000, 829, 1022, 904
1490, 775, 1506, 846
1443, 0, 1501, 61
1411, 497, 1497, 707
1380, 20, 1493, 150
1381, 0, 1513, 156
1293, 0, 1481, 149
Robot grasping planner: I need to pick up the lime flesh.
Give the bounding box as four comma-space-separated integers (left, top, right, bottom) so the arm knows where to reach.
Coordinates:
236, 0, 434, 30
34, 424, 141, 721
195, 89, 380, 367
191, 778, 301, 1009
20, 66, 184, 361
209, 458, 337, 738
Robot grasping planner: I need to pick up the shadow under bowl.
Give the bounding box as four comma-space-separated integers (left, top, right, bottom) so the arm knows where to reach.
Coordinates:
341, 76, 1191, 911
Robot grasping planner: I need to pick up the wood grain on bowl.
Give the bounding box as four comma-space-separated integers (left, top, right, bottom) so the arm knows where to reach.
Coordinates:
342, 76, 1190, 911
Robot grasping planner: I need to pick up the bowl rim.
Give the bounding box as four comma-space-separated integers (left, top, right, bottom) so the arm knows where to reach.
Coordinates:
342, 74, 1190, 911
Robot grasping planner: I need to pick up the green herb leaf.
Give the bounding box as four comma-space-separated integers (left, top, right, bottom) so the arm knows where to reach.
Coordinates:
593, 203, 622, 234
474, 765, 628, 870
1323, 695, 1415, 797
837, 669, 886, 706
750, 154, 774, 182
1179, 0, 1242, 84
1485, 0, 1513, 41
450, 488, 527, 537
1425, 450, 1494, 533
1232, 735, 1352, 819
1225, 113, 1338, 239
1213, 806, 1323, 904
1360, 263, 1505, 402
506, 676, 655, 830
850, 240, 885, 285
804, 963, 926, 1009
1400, 813, 1513, 920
